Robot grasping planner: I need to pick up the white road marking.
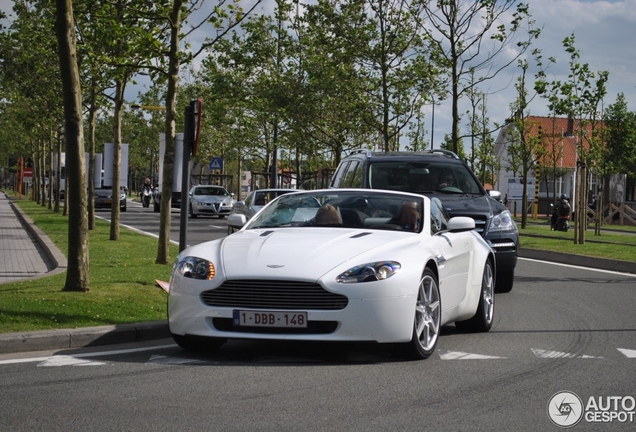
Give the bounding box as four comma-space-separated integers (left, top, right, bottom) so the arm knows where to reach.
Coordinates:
38, 355, 106, 367
617, 348, 636, 358
532, 348, 602, 359
438, 350, 506, 360
519, 257, 636, 277
0, 344, 176, 365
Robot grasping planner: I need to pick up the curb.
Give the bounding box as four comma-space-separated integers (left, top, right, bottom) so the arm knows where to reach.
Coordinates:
0, 320, 170, 354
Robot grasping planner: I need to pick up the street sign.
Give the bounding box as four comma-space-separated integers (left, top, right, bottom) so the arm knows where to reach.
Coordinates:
209, 157, 223, 171
23, 167, 33, 177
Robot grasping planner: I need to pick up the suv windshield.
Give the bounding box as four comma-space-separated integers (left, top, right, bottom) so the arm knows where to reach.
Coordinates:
369, 161, 481, 195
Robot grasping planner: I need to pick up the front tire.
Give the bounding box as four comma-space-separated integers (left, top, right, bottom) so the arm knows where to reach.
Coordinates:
188, 205, 198, 219
394, 267, 441, 360
455, 260, 494, 333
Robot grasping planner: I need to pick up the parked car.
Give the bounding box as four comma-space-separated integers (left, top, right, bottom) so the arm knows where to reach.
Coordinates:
168, 189, 495, 360
227, 188, 296, 234
94, 187, 127, 212
188, 185, 234, 218
329, 149, 518, 293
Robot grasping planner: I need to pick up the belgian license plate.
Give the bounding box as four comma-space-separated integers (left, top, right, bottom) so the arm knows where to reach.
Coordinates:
233, 310, 307, 328
104, 199, 112, 204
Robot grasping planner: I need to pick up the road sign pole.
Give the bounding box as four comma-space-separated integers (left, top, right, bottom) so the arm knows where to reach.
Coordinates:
179, 102, 196, 252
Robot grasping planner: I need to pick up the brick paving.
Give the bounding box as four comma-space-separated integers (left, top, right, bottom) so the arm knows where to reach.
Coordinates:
0, 192, 52, 284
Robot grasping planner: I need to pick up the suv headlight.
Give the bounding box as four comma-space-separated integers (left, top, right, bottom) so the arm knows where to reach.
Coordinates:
487, 210, 516, 233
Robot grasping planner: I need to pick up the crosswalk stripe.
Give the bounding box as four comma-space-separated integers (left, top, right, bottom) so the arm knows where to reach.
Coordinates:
532, 348, 602, 359
617, 348, 636, 358
438, 350, 506, 360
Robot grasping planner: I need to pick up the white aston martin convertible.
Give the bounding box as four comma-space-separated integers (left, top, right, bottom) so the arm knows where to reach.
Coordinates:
168, 189, 496, 360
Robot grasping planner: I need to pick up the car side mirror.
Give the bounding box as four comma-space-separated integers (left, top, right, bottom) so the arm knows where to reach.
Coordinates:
227, 213, 247, 229
487, 190, 502, 201
447, 216, 475, 232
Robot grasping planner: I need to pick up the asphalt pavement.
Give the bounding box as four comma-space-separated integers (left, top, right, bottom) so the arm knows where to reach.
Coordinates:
1, 190, 635, 355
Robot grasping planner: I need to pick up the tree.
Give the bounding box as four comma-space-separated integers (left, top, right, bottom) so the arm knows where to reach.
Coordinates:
55, 0, 90, 292
147, 0, 260, 264
603, 94, 636, 179
419, 0, 539, 154
505, 58, 546, 229
353, 0, 444, 151
536, 34, 608, 244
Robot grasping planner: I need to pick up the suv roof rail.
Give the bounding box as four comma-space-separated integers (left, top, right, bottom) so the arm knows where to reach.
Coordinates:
427, 149, 460, 159
347, 148, 373, 157
347, 148, 459, 159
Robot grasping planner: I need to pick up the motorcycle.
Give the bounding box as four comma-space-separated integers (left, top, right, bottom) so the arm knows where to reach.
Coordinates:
550, 201, 570, 232
141, 186, 152, 208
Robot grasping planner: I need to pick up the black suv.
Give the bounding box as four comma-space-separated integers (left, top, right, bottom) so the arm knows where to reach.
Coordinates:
330, 149, 518, 293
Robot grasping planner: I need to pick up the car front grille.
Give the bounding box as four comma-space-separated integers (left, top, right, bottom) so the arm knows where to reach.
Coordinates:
200, 280, 348, 310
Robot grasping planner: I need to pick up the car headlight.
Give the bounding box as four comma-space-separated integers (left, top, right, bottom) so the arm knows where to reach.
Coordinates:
337, 261, 401, 283
488, 210, 517, 233
177, 257, 216, 280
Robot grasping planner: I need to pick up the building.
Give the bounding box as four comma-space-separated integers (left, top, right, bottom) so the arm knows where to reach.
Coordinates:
493, 115, 627, 216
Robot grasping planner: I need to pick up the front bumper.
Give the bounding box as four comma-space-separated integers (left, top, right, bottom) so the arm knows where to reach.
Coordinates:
192, 203, 233, 215
168, 289, 417, 344
484, 231, 518, 273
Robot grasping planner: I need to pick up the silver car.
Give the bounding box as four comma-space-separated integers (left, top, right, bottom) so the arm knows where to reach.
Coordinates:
227, 188, 296, 234
188, 185, 234, 218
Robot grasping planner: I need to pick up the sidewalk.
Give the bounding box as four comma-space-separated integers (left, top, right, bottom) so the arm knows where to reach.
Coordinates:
0, 192, 64, 283
1, 191, 635, 355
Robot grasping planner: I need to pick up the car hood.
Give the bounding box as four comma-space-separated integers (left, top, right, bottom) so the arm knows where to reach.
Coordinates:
192, 195, 233, 204
206, 228, 418, 280
94, 188, 124, 198
436, 194, 504, 218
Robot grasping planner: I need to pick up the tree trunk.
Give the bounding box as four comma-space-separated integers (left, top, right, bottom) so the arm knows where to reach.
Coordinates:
55, 0, 90, 292
110, 78, 125, 241
156, 0, 182, 265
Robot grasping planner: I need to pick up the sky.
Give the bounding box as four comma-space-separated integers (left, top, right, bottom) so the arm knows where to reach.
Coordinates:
1, 0, 635, 151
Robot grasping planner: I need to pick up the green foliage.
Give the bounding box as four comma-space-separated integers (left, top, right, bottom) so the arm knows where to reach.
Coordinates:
603, 93, 636, 178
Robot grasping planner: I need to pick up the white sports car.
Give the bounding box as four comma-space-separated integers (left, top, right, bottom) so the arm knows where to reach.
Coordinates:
168, 189, 496, 360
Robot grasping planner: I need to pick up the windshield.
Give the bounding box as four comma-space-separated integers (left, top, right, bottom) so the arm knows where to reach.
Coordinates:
194, 187, 229, 196
247, 190, 425, 233
369, 161, 481, 195
253, 190, 295, 206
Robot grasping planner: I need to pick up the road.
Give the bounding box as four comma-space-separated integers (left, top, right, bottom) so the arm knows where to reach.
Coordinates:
1, 201, 635, 431
115, 198, 229, 246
